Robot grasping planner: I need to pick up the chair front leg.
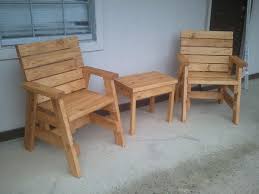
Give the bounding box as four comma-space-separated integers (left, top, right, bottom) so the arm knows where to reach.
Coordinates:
51, 98, 81, 177
181, 66, 189, 122
233, 67, 242, 124
104, 79, 125, 146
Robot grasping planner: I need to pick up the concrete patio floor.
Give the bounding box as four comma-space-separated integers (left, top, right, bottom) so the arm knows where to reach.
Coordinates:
0, 79, 258, 194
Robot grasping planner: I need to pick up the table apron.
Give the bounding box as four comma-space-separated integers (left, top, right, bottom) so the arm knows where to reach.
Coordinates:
134, 85, 175, 100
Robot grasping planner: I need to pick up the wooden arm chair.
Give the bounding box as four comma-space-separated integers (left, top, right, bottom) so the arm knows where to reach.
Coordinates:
175, 31, 245, 124
16, 37, 125, 177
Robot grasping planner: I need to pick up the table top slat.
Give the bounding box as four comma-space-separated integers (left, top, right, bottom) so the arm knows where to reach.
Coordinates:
115, 71, 177, 92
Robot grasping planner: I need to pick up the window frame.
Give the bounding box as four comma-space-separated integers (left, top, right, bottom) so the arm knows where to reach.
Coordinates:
0, 0, 103, 60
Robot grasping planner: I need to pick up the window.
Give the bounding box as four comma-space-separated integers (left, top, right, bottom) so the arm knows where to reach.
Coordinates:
0, 0, 97, 47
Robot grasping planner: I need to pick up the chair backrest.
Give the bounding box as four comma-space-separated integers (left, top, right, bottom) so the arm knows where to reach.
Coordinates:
180, 31, 233, 73
16, 37, 86, 103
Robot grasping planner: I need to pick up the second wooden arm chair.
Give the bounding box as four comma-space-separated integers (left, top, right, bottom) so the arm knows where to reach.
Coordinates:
175, 31, 245, 124
16, 37, 125, 177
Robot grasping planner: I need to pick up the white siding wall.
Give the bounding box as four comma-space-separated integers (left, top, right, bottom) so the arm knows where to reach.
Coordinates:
246, 0, 259, 74
0, 0, 208, 132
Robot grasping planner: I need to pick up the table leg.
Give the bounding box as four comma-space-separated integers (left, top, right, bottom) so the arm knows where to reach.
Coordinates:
148, 96, 155, 113
167, 86, 175, 122
130, 95, 136, 135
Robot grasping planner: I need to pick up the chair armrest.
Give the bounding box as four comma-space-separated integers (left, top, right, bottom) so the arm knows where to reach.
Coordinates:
177, 54, 189, 66
82, 66, 119, 80
23, 82, 64, 99
230, 56, 246, 68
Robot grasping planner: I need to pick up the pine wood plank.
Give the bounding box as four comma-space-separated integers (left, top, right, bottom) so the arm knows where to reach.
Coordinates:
189, 72, 230, 78
35, 127, 63, 148
189, 91, 220, 99
181, 31, 233, 39
38, 90, 114, 122
34, 69, 83, 88
116, 72, 177, 92
21, 47, 82, 69
233, 67, 242, 124
130, 95, 136, 135
181, 66, 188, 122
70, 115, 90, 133
167, 86, 175, 122
67, 95, 113, 121
181, 38, 233, 48
89, 113, 118, 130
223, 89, 234, 109
135, 85, 173, 100
51, 98, 81, 177
17, 37, 78, 57
188, 77, 238, 85
103, 79, 125, 146
25, 59, 79, 81
181, 47, 232, 56
37, 110, 57, 127
188, 63, 229, 72
230, 56, 246, 68
37, 79, 86, 103
186, 55, 230, 63
24, 92, 38, 151
149, 96, 155, 113
83, 66, 119, 79
23, 82, 64, 99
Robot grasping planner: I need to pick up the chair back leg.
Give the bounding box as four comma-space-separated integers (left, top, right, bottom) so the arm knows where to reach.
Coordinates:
218, 86, 224, 104
24, 92, 38, 151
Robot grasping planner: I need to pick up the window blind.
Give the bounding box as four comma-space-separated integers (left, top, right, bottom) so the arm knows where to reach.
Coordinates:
0, 0, 95, 46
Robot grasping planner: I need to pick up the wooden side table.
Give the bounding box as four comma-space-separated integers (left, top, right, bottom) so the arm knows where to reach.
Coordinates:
115, 71, 178, 135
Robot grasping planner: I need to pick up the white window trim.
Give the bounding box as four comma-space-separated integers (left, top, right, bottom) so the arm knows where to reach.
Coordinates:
0, 0, 103, 60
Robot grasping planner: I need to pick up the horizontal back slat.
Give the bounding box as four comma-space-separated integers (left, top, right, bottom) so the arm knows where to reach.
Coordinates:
189, 72, 229, 78
25, 59, 80, 81
21, 47, 82, 70
38, 79, 86, 103
17, 37, 78, 57
188, 63, 229, 72
17, 37, 87, 104
34, 69, 83, 87
181, 38, 233, 48
181, 31, 233, 40
180, 31, 233, 73
186, 55, 230, 63
181, 47, 232, 56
